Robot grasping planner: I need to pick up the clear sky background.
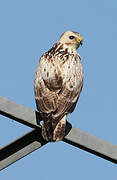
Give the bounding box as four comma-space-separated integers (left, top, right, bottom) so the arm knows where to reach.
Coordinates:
0, 0, 117, 179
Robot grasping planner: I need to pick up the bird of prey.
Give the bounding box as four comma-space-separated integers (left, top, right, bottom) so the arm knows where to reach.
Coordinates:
34, 31, 83, 142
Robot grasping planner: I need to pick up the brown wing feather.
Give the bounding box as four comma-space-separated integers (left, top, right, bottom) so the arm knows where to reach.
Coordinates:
34, 54, 60, 115
52, 79, 83, 120
35, 80, 58, 113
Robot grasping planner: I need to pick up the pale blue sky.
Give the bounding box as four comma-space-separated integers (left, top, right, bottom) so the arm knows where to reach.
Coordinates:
0, 0, 117, 179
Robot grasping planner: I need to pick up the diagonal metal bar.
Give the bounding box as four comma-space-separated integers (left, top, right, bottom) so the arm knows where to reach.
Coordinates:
0, 129, 47, 171
0, 95, 117, 170
0, 96, 41, 129
63, 127, 117, 164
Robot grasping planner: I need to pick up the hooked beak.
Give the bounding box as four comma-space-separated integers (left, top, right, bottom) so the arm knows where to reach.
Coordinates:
77, 36, 83, 46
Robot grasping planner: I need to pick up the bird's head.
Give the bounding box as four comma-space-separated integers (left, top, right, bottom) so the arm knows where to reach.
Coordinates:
58, 31, 83, 49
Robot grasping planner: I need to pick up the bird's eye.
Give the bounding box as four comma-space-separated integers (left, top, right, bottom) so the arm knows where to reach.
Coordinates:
69, 36, 75, 40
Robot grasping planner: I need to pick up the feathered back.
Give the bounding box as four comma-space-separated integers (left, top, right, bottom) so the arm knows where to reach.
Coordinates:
34, 31, 83, 141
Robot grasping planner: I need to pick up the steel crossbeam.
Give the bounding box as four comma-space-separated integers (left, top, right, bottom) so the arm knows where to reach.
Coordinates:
0, 96, 117, 171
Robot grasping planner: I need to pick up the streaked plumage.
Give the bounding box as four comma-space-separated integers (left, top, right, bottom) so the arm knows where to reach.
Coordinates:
34, 31, 83, 142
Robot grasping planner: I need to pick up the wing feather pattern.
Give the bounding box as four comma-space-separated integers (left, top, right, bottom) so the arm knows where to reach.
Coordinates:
34, 53, 83, 122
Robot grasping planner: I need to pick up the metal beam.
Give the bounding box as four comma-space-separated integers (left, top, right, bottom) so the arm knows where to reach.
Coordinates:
0, 96, 41, 129
63, 126, 117, 164
0, 96, 117, 170
0, 129, 47, 171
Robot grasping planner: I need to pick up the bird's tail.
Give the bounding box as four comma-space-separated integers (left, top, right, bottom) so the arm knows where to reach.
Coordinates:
42, 115, 66, 142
